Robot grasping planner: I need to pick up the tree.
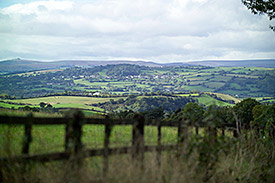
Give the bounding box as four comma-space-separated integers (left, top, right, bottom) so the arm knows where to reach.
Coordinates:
233, 98, 260, 127
182, 102, 204, 134
203, 105, 224, 128
142, 107, 164, 120
242, 0, 275, 31
252, 103, 275, 139
182, 102, 204, 125
39, 102, 47, 108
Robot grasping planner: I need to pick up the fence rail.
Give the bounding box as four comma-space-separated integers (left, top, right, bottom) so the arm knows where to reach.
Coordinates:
0, 115, 236, 127
0, 111, 238, 177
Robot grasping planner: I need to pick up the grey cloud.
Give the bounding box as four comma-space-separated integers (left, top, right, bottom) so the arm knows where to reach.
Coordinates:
0, 0, 274, 62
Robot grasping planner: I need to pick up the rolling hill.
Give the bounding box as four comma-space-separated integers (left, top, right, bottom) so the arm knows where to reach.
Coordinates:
1, 58, 274, 73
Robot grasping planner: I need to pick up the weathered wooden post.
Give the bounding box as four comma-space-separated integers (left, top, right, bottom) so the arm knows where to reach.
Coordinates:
177, 120, 183, 158
177, 118, 188, 155
232, 111, 241, 138
65, 110, 84, 155
63, 110, 84, 182
177, 120, 183, 146
195, 126, 199, 135
72, 110, 84, 155
65, 118, 73, 152
207, 126, 217, 143
103, 115, 112, 175
222, 127, 225, 137
132, 114, 145, 164
22, 113, 33, 155
213, 127, 217, 140
20, 113, 33, 181
157, 121, 162, 167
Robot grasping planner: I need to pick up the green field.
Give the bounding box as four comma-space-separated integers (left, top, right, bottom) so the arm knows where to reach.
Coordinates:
1, 64, 274, 99
196, 94, 233, 107
1, 96, 126, 112
175, 93, 200, 97
0, 122, 179, 156
0, 92, 240, 114
205, 92, 241, 103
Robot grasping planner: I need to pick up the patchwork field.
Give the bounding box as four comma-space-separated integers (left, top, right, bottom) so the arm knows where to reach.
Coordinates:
1, 64, 274, 99
0, 96, 127, 113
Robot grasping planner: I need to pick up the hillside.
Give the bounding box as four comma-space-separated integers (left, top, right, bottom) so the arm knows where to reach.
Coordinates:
0, 92, 236, 114
189, 59, 275, 68
1, 58, 275, 73
0, 64, 274, 99
0, 58, 163, 73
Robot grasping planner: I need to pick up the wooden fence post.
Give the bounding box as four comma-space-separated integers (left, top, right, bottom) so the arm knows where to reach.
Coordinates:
20, 113, 33, 181
157, 121, 162, 167
177, 120, 183, 158
72, 110, 84, 155
177, 119, 188, 154
65, 118, 73, 152
177, 121, 183, 146
22, 113, 33, 155
232, 111, 241, 138
195, 126, 199, 135
208, 127, 217, 142
65, 110, 84, 155
132, 114, 145, 163
103, 116, 112, 175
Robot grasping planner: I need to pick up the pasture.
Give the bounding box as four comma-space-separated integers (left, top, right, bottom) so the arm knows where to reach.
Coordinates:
205, 92, 241, 103
0, 111, 274, 183
1, 96, 126, 112
1, 65, 274, 98
196, 94, 233, 107
0, 123, 180, 157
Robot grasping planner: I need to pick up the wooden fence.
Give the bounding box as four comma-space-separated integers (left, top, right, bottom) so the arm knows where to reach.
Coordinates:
0, 111, 237, 178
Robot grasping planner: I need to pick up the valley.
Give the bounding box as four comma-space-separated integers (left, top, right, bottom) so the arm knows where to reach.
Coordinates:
0, 62, 274, 114
0, 64, 274, 99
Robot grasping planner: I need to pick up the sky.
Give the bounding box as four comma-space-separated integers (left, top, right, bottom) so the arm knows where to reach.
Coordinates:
0, 0, 275, 63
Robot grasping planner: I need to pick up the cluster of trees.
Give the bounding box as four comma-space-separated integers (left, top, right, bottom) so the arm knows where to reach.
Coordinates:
0, 72, 75, 98
17, 102, 58, 113
93, 96, 195, 113
61, 64, 148, 77
167, 98, 274, 138
115, 98, 274, 139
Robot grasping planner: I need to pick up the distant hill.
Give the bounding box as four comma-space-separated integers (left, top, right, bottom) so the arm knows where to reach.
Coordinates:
0, 58, 164, 73
188, 59, 275, 68
0, 58, 274, 73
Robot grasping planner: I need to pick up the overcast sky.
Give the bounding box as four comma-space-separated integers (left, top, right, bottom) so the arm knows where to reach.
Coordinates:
0, 0, 275, 62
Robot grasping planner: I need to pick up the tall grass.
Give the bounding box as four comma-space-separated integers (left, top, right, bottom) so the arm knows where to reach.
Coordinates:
1, 129, 274, 183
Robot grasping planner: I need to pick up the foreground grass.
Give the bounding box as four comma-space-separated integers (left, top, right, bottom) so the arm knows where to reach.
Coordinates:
1, 133, 274, 183
1, 110, 274, 182
0, 124, 179, 156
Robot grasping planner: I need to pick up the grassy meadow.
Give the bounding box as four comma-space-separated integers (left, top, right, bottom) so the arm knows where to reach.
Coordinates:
0, 122, 180, 157
0, 96, 127, 112
1, 120, 274, 183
